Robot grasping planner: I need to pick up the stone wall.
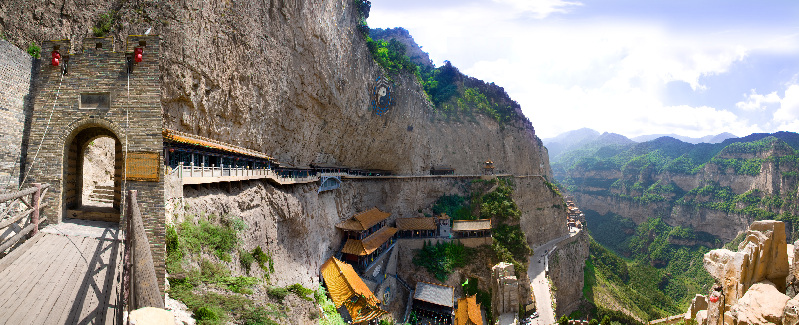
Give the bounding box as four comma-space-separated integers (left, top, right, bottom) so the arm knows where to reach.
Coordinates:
549, 230, 589, 317
0, 40, 34, 189
26, 35, 165, 290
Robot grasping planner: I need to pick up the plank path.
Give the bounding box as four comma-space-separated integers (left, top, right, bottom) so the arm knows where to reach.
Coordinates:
0, 219, 123, 325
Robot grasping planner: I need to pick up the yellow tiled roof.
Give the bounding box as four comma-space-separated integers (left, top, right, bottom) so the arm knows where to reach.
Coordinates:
395, 217, 437, 231
320, 257, 386, 323
452, 219, 492, 232
341, 227, 397, 256
336, 207, 391, 231
163, 128, 272, 160
455, 295, 482, 325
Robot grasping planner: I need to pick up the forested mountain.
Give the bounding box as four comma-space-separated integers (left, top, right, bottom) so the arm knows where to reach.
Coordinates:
553, 131, 799, 322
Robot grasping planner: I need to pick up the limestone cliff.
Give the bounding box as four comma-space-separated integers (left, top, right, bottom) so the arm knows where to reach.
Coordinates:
558, 134, 799, 243
0, 0, 550, 177
549, 230, 589, 316
2, 0, 566, 304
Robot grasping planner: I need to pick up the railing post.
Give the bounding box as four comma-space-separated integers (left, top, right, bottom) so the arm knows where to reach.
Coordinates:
31, 183, 41, 236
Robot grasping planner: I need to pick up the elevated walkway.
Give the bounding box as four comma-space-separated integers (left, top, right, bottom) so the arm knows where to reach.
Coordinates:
0, 219, 122, 324
0, 186, 164, 324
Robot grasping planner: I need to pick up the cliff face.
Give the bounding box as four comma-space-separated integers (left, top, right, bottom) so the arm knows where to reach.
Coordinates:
172, 176, 564, 287
3, 0, 565, 297
559, 136, 799, 242
0, 0, 549, 176
549, 230, 589, 316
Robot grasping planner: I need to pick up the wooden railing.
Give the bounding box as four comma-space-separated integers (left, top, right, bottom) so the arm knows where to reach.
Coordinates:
0, 183, 49, 254
121, 190, 164, 314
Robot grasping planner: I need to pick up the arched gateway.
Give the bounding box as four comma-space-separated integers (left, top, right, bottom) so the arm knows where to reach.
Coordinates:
26, 35, 165, 288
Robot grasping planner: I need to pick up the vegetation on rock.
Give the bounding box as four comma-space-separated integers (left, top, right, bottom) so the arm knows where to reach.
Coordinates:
582, 212, 715, 322
166, 213, 318, 324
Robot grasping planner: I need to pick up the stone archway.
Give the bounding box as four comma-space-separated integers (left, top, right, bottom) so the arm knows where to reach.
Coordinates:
63, 125, 123, 222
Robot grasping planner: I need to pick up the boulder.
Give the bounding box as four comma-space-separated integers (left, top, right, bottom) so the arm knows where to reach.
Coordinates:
788, 241, 799, 297
784, 295, 799, 325
697, 310, 708, 325
704, 221, 789, 305
128, 307, 176, 325
730, 280, 790, 325
686, 294, 708, 321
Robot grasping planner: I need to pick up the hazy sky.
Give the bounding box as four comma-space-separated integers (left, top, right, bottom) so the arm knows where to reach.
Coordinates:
368, 0, 799, 139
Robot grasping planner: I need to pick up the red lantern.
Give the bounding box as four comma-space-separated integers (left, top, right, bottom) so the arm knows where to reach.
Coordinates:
51, 51, 61, 60
709, 295, 719, 303
51, 57, 60, 66
133, 47, 143, 63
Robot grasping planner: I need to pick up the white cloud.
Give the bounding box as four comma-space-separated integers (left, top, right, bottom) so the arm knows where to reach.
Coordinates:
735, 89, 781, 111
491, 0, 583, 19
368, 2, 799, 138
774, 84, 799, 129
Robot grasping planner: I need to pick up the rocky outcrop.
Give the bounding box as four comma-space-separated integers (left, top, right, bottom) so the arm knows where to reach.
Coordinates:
517, 176, 569, 246
174, 176, 563, 287
492, 262, 520, 316
730, 281, 790, 325
686, 220, 794, 325
703, 220, 789, 304
548, 230, 588, 317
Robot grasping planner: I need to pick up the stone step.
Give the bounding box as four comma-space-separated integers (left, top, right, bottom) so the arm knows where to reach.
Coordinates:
66, 209, 120, 223
92, 188, 115, 195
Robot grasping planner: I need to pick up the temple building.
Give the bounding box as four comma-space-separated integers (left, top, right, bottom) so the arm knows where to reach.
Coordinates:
452, 219, 492, 238
483, 160, 495, 175
412, 282, 455, 324
455, 295, 483, 325
336, 207, 398, 271
320, 257, 387, 323
396, 217, 437, 238
430, 165, 455, 175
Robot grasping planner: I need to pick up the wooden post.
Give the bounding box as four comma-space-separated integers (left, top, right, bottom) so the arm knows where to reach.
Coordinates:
31, 183, 41, 236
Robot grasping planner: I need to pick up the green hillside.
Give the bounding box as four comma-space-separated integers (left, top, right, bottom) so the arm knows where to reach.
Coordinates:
582, 213, 713, 322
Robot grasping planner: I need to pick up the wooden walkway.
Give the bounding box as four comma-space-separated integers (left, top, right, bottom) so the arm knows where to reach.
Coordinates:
0, 221, 123, 325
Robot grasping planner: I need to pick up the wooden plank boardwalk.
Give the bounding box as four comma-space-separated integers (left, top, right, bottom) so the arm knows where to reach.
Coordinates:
0, 220, 123, 325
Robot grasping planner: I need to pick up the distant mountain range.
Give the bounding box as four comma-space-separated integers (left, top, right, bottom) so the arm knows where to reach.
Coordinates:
543, 129, 738, 161
631, 132, 737, 144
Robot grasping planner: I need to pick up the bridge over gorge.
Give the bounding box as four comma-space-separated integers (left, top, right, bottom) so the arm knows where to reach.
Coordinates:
0, 184, 163, 324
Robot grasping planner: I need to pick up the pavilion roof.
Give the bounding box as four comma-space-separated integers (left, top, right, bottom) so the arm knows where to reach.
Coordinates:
163, 128, 272, 160
452, 219, 492, 232
336, 207, 391, 231
413, 282, 455, 308
455, 295, 482, 325
320, 257, 386, 323
341, 227, 397, 256
395, 217, 437, 231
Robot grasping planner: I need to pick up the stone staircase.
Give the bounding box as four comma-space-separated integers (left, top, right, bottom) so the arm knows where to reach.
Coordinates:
87, 185, 114, 206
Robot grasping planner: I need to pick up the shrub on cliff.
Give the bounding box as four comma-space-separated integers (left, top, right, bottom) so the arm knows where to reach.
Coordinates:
413, 241, 471, 281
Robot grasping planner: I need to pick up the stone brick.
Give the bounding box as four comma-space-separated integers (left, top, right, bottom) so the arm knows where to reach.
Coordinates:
26, 35, 165, 292
0, 40, 34, 189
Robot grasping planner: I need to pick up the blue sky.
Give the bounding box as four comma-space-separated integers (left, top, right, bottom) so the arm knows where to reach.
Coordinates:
368, 0, 799, 139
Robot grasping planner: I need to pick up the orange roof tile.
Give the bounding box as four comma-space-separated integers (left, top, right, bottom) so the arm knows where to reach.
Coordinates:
455, 295, 482, 325
341, 227, 398, 256
163, 128, 272, 160
395, 217, 437, 231
336, 208, 391, 231
320, 257, 386, 323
